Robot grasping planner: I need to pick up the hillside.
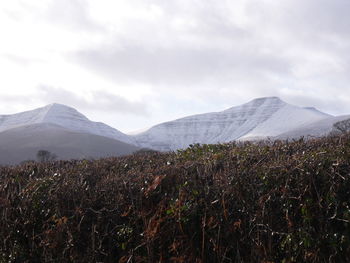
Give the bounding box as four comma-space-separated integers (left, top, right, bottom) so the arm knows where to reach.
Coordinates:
1, 133, 350, 262
0, 123, 139, 165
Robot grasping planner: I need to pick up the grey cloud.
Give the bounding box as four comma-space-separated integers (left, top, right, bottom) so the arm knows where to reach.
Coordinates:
45, 0, 103, 32
292, 0, 350, 37
67, 1, 306, 99
62, 0, 350, 114
0, 94, 36, 106
37, 85, 149, 116
281, 93, 350, 117
247, 0, 350, 49
67, 0, 293, 90
152, 0, 250, 39
2, 54, 45, 66
10, 0, 103, 32
73, 43, 292, 89
0, 85, 148, 116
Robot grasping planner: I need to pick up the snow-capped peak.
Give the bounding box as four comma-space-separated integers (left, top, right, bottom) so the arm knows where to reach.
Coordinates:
225, 96, 284, 111
0, 103, 133, 144
132, 97, 331, 151
0, 97, 338, 152
41, 103, 89, 123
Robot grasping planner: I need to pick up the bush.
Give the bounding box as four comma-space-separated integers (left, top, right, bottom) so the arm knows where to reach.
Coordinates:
1, 134, 350, 262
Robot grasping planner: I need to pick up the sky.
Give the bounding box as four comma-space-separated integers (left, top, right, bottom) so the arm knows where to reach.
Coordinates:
1, 0, 350, 133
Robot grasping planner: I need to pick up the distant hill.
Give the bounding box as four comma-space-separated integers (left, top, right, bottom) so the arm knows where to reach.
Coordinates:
0, 123, 139, 165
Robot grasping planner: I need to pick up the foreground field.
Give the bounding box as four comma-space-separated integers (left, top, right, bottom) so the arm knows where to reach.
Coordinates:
1, 135, 350, 262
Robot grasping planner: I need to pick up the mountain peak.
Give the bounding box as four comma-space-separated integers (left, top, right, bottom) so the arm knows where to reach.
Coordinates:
252, 96, 282, 101
247, 96, 285, 105
44, 102, 88, 111
0, 103, 132, 144
224, 96, 285, 113
45, 102, 71, 109
42, 103, 89, 122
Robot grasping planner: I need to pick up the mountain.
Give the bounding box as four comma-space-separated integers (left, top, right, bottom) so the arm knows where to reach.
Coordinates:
0, 103, 132, 144
0, 97, 342, 160
0, 104, 140, 164
0, 123, 139, 165
131, 97, 332, 151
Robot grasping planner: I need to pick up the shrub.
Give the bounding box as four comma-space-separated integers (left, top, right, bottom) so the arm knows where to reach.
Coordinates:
1, 134, 350, 262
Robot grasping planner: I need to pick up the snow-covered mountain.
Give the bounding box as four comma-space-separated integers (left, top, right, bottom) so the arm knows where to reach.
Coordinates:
0, 103, 132, 144
131, 97, 332, 151
0, 97, 343, 158
0, 104, 140, 164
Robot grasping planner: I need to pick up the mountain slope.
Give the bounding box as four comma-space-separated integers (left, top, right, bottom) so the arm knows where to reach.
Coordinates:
132, 97, 331, 151
0, 123, 139, 165
0, 103, 132, 144
275, 115, 350, 140
239, 103, 332, 141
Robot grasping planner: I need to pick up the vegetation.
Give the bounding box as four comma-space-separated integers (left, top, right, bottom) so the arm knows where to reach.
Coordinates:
133, 148, 160, 155
1, 134, 350, 262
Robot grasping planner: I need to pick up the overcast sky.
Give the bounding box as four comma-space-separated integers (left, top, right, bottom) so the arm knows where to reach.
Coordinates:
1, 0, 350, 133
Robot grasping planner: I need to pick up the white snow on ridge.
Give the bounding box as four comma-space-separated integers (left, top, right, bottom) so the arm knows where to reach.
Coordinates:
0, 104, 51, 132
275, 115, 350, 140
240, 103, 331, 140
0, 97, 341, 152
132, 97, 331, 151
0, 103, 132, 144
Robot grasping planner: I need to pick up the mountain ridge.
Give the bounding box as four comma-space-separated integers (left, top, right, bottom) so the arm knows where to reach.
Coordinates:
131, 96, 332, 150
0, 97, 346, 156
0, 103, 132, 144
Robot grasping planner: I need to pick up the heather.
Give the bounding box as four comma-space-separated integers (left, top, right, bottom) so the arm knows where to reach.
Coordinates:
1, 135, 350, 262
